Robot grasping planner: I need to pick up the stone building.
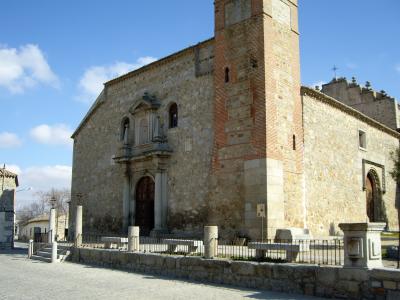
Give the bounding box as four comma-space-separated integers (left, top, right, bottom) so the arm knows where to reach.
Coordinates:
19, 213, 68, 242
0, 168, 18, 249
69, 0, 400, 239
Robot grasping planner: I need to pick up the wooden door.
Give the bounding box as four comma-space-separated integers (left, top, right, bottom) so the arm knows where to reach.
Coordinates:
135, 177, 154, 235
366, 174, 375, 222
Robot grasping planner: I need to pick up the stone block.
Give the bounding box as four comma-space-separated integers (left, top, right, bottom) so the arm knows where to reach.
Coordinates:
231, 261, 255, 276
388, 290, 400, 300
338, 267, 369, 282
383, 280, 397, 290
371, 281, 382, 288
370, 268, 400, 282
316, 267, 337, 286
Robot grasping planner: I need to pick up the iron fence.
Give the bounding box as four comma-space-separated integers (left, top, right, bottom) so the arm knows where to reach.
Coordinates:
218, 239, 344, 266
77, 234, 344, 266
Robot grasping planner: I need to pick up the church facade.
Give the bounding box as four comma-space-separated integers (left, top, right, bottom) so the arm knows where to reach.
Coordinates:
69, 0, 399, 239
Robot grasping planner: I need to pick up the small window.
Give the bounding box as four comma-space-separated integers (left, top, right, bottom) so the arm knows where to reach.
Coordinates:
169, 103, 178, 128
359, 130, 367, 149
292, 134, 296, 150
225, 67, 230, 83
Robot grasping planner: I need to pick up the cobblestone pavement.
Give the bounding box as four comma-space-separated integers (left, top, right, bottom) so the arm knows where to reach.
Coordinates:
0, 246, 328, 300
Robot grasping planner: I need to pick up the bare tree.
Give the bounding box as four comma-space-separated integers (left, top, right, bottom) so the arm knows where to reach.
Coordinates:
16, 188, 71, 224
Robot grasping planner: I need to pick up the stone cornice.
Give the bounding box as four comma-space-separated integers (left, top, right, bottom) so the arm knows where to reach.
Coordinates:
301, 86, 400, 139
105, 38, 214, 87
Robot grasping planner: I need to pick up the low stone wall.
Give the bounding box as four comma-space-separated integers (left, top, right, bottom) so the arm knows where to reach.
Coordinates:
71, 248, 400, 299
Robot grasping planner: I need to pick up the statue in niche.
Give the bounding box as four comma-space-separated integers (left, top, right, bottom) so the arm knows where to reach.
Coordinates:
123, 122, 129, 145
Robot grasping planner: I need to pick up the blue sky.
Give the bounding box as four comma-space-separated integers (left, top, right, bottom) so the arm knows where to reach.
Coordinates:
1, 1, 399, 207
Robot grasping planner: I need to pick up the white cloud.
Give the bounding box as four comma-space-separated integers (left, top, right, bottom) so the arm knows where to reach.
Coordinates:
0, 44, 59, 93
0, 132, 22, 148
311, 81, 326, 89
12, 165, 72, 209
77, 56, 157, 104
30, 124, 72, 146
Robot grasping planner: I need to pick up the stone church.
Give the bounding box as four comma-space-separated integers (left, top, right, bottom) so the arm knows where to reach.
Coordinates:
69, 0, 399, 239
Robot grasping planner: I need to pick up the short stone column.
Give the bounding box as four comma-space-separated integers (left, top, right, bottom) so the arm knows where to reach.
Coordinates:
122, 169, 130, 233
154, 172, 163, 231
204, 226, 218, 259
128, 226, 140, 252
51, 241, 58, 263
48, 208, 56, 243
339, 222, 386, 269
28, 239, 33, 258
74, 205, 83, 247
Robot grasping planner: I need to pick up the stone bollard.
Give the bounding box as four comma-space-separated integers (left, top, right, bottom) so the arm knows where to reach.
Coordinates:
28, 239, 33, 258
204, 226, 218, 259
128, 226, 140, 252
51, 241, 58, 263
74, 205, 83, 247
339, 222, 386, 269
48, 208, 56, 243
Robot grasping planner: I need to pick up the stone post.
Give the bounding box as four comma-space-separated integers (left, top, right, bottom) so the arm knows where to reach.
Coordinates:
48, 208, 56, 243
51, 241, 58, 263
28, 239, 33, 258
154, 172, 162, 231
204, 226, 218, 259
161, 172, 168, 230
339, 222, 386, 269
74, 205, 83, 247
128, 226, 140, 252
122, 169, 130, 233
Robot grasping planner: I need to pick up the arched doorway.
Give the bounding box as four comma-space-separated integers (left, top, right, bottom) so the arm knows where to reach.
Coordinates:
135, 176, 155, 235
366, 173, 375, 221
366, 170, 382, 222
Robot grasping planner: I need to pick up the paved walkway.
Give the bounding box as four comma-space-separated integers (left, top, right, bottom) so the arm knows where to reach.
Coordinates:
0, 247, 328, 300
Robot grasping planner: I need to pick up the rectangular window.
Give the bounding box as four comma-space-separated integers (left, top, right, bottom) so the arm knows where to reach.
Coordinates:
359, 130, 367, 149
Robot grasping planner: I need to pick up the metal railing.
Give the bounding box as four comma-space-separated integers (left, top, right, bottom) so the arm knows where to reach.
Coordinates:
78, 233, 343, 265
218, 239, 344, 266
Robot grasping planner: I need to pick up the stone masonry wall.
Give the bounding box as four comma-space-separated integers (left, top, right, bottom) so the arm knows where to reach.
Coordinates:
70, 41, 215, 235
302, 88, 400, 237
0, 190, 15, 249
321, 78, 399, 130
71, 247, 400, 299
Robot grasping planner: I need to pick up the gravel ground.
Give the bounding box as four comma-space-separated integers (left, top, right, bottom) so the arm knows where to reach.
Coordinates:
0, 245, 328, 300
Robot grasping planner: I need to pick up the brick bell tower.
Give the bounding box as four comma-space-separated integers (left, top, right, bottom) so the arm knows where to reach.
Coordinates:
210, 0, 304, 239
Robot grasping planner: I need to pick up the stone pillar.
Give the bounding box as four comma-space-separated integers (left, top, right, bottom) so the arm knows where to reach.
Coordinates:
154, 172, 162, 231
161, 172, 168, 230
28, 239, 33, 258
339, 222, 386, 269
51, 241, 58, 263
48, 208, 56, 243
74, 205, 83, 247
204, 226, 218, 259
122, 169, 130, 232
128, 226, 140, 252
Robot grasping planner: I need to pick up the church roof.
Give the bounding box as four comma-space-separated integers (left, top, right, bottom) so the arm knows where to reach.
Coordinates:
0, 168, 19, 187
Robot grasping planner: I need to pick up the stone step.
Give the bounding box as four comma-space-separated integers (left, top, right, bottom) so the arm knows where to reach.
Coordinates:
37, 250, 53, 258
31, 255, 53, 263
39, 248, 68, 255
